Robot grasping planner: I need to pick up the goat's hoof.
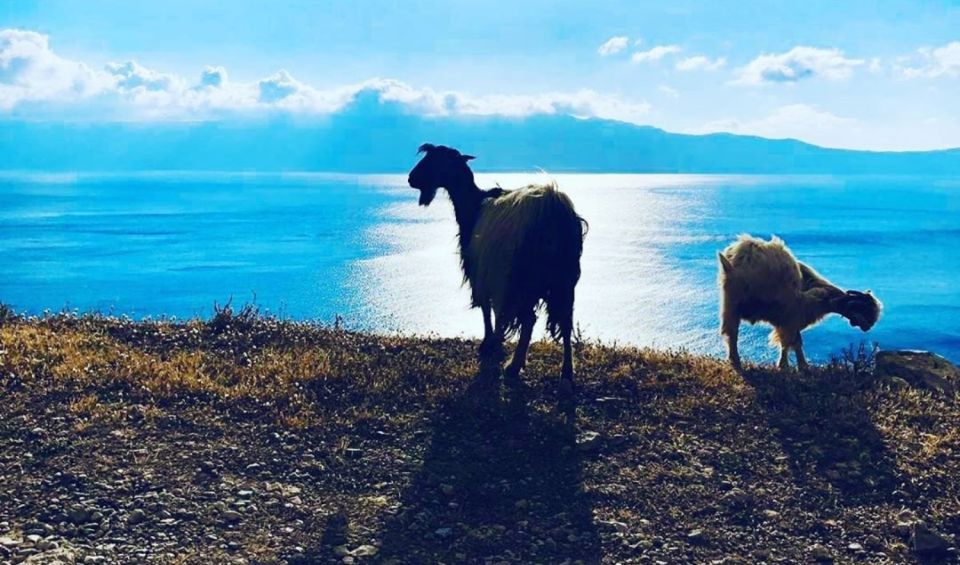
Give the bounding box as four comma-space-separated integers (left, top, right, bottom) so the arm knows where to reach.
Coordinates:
504, 362, 522, 381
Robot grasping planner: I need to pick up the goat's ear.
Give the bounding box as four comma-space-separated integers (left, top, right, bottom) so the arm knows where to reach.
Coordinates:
718, 252, 734, 274
462, 154, 476, 162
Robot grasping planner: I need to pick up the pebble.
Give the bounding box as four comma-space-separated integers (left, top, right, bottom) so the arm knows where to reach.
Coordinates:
435, 527, 453, 538
221, 510, 243, 523
575, 431, 602, 452
127, 509, 147, 525
809, 544, 833, 562
349, 544, 379, 557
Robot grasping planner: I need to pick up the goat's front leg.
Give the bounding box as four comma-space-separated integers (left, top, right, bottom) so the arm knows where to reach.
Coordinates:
721, 310, 742, 372
793, 335, 809, 371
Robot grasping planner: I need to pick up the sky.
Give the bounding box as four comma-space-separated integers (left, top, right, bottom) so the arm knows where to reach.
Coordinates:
1, 0, 959, 151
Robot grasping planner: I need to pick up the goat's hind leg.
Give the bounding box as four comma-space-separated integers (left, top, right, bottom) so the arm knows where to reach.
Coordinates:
775, 327, 799, 371
504, 310, 535, 384
793, 335, 810, 372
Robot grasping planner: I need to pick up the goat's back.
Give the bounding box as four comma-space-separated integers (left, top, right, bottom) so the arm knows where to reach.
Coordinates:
468, 183, 583, 312
720, 235, 802, 305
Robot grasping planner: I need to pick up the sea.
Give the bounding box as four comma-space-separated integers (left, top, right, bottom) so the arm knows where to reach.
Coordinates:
1, 171, 958, 363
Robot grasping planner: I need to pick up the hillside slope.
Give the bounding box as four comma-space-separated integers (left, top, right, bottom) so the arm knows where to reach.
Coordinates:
0, 312, 958, 563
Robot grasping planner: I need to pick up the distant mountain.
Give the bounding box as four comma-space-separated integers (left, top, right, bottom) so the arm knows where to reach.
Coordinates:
3, 99, 959, 173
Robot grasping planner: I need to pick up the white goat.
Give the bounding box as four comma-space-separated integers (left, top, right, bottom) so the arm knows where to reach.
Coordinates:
718, 235, 881, 371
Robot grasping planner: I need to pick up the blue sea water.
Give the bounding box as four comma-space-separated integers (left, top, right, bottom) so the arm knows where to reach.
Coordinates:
1, 172, 957, 364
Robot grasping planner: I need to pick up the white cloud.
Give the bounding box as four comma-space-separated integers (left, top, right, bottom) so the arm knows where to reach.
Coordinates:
897, 41, 960, 78
0, 28, 111, 109
734, 46, 864, 85
658, 85, 679, 98
631, 45, 681, 64
691, 104, 859, 147
106, 60, 181, 92
675, 55, 726, 72
0, 28, 654, 124
598, 36, 629, 56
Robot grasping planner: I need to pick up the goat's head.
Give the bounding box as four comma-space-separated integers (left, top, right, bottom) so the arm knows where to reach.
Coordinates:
833, 289, 882, 331
407, 143, 475, 206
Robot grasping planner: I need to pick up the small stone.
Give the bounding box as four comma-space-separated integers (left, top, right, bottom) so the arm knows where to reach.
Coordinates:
127, 509, 147, 525
440, 484, 455, 496
237, 489, 254, 498
349, 544, 379, 557
221, 510, 243, 523
68, 507, 90, 524
864, 535, 883, 549
762, 509, 780, 520
847, 542, 863, 551
687, 529, 706, 543
435, 527, 453, 538
25, 534, 41, 544
809, 544, 832, 562
576, 431, 602, 452
0, 537, 19, 548
910, 523, 952, 555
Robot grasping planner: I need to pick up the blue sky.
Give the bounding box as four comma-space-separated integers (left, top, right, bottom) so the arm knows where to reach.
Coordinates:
2, 0, 959, 150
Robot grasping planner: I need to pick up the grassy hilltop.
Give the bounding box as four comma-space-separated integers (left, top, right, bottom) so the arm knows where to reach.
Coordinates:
0, 307, 958, 564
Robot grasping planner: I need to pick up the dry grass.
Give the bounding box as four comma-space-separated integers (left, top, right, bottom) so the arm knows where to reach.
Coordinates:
0, 309, 958, 563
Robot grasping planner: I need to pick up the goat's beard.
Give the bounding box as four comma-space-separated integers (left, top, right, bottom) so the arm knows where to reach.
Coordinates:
418, 187, 438, 206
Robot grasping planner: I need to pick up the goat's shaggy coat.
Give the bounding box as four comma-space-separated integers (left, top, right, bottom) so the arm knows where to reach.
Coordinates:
718, 235, 881, 371
408, 144, 585, 387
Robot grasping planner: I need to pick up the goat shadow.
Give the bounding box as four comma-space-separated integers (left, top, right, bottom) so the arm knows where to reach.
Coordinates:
742, 367, 900, 504
375, 358, 601, 563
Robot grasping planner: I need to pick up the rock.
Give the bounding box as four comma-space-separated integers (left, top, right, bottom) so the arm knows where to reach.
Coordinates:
237, 489, 254, 498
876, 350, 959, 396
67, 507, 90, 524
440, 484, 455, 496
864, 535, 883, 549
127, 509, 147, 525
598, 520, 629, 534
762, 509, 780, 520
575, 431, 602, 453
221, 510, 243, 523
809, 544, 833, 561
349, 544, 379, 557
435, 527, 453, 538
847, 542, 863, 552
687, 529, 706, 544
0, 536, 20, 548
910, 523, 952, 555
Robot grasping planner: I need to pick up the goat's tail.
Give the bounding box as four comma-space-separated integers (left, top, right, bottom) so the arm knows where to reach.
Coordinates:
544, 190, 585, 342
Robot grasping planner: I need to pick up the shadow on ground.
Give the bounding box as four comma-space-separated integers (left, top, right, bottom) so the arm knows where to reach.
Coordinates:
375, 358, 601, 563
743, 368, 900, 504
